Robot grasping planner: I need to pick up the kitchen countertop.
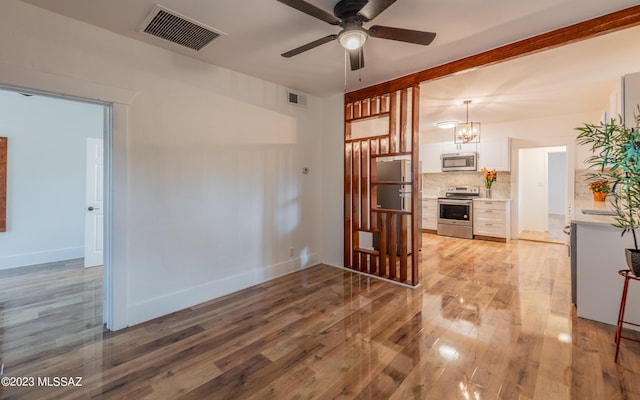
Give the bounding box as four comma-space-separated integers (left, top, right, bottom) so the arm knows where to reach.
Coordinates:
421, 196, 512, 201
571, 199, 618, 225
473, 198, 511, 202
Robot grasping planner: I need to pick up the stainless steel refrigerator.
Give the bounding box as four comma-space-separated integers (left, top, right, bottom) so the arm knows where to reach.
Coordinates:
374, 159, 412, 255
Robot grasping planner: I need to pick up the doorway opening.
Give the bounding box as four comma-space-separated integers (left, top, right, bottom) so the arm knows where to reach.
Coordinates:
518, 146, 567, 244
0, 86, 111, 327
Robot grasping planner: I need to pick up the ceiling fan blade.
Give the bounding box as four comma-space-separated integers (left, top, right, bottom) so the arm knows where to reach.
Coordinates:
281, 34, 338, 57
276, 0, 341, 25
357, 0, 397, 21
369, 25, 436, 45
349, 48, 365, 71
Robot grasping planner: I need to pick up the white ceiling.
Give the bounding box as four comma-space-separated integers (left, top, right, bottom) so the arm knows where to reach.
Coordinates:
18, 0, 640, 126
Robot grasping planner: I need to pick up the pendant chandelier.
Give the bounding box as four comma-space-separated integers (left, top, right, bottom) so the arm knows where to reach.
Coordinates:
454, 100, 480, 144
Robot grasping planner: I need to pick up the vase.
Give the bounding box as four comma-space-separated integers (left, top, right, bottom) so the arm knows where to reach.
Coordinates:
626, 249, 640, 276
485, 188, 492, 198
593, 192, 607, 202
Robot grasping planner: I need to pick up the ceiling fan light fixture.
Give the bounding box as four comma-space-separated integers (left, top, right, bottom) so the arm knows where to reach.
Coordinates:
338, 28, 368, 50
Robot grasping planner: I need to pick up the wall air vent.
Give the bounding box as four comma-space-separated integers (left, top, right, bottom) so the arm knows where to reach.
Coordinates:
138, 5, 225, 51
288, 91, 307, 107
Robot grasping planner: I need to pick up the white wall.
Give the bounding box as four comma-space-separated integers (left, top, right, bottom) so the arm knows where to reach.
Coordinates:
519, 147, 548, 231
519, 146, 567, 232
548, 151, 567, 215
321, 93, 345, 267
0, 0, 341, 328
0, 91, 104, 269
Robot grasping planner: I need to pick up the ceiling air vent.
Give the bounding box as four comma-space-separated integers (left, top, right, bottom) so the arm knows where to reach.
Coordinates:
139, 5, 225, 51
288, 91, 307, 107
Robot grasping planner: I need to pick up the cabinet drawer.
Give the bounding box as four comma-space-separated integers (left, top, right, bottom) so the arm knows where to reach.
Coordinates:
474, 209, 506, 223
474, 201, 507, 212
474, 222, 506, 237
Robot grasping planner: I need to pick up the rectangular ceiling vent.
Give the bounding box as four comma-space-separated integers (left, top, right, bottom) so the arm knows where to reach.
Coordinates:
138, 5, 225, 51
288, 91, 307, 107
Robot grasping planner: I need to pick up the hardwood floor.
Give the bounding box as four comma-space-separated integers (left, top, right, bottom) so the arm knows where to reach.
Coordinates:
519, 214, 566, 244
2, 237, 640, 399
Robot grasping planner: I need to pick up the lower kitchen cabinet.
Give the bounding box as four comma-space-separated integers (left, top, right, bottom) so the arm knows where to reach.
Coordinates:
473, 199, 511, 242
421, 198, 438, 232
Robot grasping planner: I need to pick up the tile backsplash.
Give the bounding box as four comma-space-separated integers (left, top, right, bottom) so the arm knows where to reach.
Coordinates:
422, 171, 512, 199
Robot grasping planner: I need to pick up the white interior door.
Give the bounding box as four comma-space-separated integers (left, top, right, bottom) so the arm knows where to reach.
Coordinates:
84, 138, 103, 268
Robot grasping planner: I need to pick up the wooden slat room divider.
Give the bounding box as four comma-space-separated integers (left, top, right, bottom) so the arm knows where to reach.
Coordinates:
344, 86, 420, 286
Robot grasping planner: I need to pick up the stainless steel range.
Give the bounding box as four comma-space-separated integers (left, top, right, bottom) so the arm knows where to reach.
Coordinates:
437, 186, 479, 239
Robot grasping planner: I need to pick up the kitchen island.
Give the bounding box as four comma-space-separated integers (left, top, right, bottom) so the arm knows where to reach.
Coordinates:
572, 199, 640, 329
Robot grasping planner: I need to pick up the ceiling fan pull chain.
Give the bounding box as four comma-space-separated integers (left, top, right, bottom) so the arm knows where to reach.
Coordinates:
344, 49, 348, 91
358, 48, 363, 82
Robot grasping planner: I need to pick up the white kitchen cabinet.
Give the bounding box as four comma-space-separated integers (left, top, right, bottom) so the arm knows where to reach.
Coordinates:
421, 198, 438, 231
441, 142, 479, 154
623, 72, 640, 129
473, 199, 510, 241
419, 143, 442, 173
478, 137, 510, 171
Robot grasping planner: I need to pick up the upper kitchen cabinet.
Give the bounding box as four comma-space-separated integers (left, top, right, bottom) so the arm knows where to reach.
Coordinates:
419, 142, 442, 173
623, 72, 640, 129
441, 142, 479, 154
478, 137, 511, 171
608, 72, 640, 128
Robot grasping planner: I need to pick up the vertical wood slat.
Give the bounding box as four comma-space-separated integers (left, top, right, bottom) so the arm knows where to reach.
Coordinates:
399, 89, 408, 152
388, 92, 397, 153
378, 212, 387, 277
0, 137, 6, 232
361, 140, 369, 230
411, 86, 421, 285
361, 253, 368, 274
380, 138, 389, 154
362, 98, 370, 117
354, 101, 361, 119
380, 94, 389, 113
371, 96, 380, 115
400, 214, 408, 282
344, 143, 352, 268
388, 213, 397, 280
370, 252, 378, 275
352, 142, 360, 271
370, 139, 378, 229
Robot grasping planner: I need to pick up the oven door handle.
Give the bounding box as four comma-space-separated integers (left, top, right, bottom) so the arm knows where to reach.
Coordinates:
438, 200, 473, 206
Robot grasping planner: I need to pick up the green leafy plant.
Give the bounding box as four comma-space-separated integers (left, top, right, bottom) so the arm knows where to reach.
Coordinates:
576, 108, 640, 250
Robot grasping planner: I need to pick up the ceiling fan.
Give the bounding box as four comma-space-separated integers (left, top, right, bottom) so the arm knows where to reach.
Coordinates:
277, 0, 437, 71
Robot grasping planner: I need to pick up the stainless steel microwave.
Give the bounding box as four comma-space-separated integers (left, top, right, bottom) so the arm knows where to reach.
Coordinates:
441, 152, 478, 172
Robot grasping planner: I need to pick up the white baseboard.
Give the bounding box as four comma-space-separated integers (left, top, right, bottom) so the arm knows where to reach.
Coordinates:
126, 253, 320, 327
0, 247, 84, 270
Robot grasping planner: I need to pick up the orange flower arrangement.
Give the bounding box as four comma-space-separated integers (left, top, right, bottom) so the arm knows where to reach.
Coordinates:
481, 168, 497, 189
589, 180, 610, 194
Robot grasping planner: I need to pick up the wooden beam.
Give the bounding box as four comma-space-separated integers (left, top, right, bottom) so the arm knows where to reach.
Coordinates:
345, 5, 640, 102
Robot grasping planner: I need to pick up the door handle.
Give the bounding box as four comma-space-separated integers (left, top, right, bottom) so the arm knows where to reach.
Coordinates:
87, 206, 100, 211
